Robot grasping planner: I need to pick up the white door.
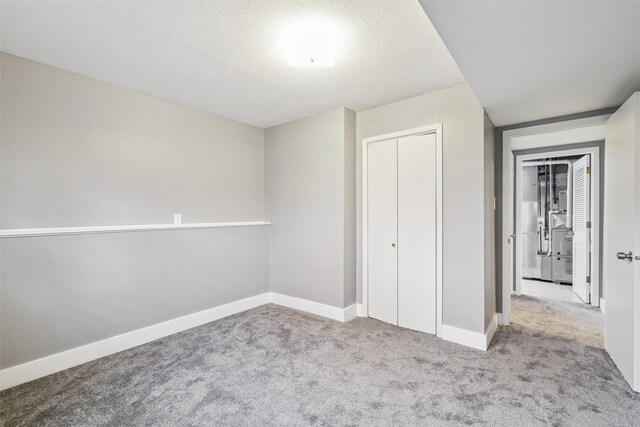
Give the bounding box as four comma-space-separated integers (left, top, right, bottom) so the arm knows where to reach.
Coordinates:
572, 155, 591, 302
397, 134, 437, 333
604, 93, 639, 392
367, 139, 398, 325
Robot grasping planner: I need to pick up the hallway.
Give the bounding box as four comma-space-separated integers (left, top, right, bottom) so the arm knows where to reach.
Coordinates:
510, 294, 603, 348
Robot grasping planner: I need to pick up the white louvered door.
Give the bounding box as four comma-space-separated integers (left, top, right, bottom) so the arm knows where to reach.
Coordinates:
572, 155, 591, 303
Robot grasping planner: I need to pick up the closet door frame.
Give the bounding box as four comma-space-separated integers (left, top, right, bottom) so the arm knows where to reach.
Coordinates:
362, 123, 443, 337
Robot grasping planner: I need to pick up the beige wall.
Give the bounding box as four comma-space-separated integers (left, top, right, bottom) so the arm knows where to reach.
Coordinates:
265, 107, 356, 308
356, 83, 494, 334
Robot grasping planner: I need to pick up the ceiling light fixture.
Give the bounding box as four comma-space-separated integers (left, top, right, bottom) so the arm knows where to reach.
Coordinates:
283, 18, 340, 68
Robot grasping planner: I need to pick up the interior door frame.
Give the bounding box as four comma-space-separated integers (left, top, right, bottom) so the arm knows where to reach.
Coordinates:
362, 123, 443, 337
635, 101, 640, 393
514, 148, 600, 306
502, 114, 610, 325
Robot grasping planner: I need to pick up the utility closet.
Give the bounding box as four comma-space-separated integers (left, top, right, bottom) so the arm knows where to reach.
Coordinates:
521, 157, 580, 284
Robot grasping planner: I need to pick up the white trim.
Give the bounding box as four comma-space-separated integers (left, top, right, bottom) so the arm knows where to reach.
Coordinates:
441, 324, 485, 350
634, 93, 640, 393
269, 293, 356, 323
485, 313, 500, 349
361, 123, 443, 337
600, 298, 605, 315
441, 313, 500, 351
344, 304, 358, 322
0, 221, 271, 238
497, 312, 508, 326
356, 303, 365, 317
513, 147, 601, 305
0, 293, 271, 391
501, 139, 515, 324
435, 125, 443, 338
514, 157, 524, 296
501, 114, 610, 325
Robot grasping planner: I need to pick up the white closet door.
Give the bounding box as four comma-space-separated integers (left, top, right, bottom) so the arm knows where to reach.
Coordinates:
398, 134, 437, 333
572, 155, 591, 303
367, 139, 398, 325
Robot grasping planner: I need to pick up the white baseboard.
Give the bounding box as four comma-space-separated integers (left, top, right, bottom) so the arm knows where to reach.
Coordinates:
600, 298, 605, 314
356, 303, 365, 317
496, 312, 507, 326
441, 324, 487, 351
485, 313, 500, 349
269, 293, 355, 322
441, 313, 500, 351
0, 292, 367, 391
0, 293, 271, 391
344, 304, 358, 322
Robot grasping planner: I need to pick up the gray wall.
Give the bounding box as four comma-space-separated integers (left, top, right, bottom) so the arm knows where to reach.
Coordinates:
1, 53, 265, 228
356, 84, 493, 334
0, 54, 269, 368
484, 112, 496, 329
265, 107, 356, 309
1, 228, 269, 368
343, 109, 357, 307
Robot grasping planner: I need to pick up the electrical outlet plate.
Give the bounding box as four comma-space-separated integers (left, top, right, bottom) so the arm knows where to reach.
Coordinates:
173, 214, 182, 225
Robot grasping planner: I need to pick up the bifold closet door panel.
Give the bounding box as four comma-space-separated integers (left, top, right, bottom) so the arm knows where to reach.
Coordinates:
398, 133, 437, 333
367, 139, 398, 325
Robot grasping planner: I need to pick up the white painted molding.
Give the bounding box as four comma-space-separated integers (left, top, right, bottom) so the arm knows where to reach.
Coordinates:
441, 324, 487, 351
497, 312, 508, 326
269, 293, 356, 323
356, 304, 365, 317
344, 304, 358, 322
485, 313, 500, 349
600, 298, 605, 314
0, 293, 271, 391
0, 221, 271, 239
441, 313, 500, 351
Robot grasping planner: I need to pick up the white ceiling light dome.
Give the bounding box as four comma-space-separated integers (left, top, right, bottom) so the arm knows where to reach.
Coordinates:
282, 17, 341, 68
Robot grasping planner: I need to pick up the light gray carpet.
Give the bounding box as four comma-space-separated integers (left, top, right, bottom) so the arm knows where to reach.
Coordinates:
2, 295, 639, 426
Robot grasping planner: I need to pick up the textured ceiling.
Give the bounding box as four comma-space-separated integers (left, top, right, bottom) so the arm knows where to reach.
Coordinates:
1, 0, 465, 129
420, 0, 640, 127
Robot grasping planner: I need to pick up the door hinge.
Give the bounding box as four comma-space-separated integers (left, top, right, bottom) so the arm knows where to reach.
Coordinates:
586, 221, 592, 229
586, 166, 592, 174
586, 275, 591, 283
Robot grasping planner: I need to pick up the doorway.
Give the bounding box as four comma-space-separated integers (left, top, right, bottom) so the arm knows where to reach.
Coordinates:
500, 114, 609, 325
515, 149, 600, 307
